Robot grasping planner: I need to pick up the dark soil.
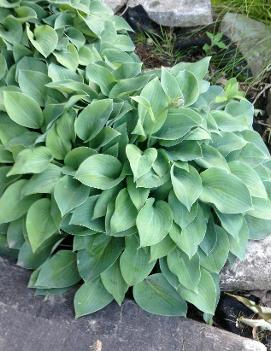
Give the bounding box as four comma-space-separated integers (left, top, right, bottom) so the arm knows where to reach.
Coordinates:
135, 43, 171, 69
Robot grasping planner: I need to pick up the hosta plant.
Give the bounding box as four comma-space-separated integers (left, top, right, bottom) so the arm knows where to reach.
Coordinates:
0, 0, 271, 320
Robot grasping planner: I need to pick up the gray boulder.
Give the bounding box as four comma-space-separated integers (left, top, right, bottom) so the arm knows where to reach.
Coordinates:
127, 0, 213, 27
0, 256, 266, 351
220, 13, 271, 76
128, 0, 213, 27
105, 0, 213, 27
221, 236, 271, 291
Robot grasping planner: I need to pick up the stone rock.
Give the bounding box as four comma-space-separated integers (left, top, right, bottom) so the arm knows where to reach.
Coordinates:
221, 236, 271, 291
127, 0, 213, 27
104, 0, 127, 13
220, 13, 271, 76
0, 257, 266, 351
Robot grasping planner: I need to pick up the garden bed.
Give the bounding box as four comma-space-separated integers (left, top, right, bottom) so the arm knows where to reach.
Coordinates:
0, 1, 271, 350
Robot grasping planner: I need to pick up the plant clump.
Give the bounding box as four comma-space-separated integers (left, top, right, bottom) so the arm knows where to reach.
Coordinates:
0, 0, 271, 319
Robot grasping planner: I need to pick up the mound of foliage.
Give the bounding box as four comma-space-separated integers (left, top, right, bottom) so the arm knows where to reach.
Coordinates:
0, 0, 271, 319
